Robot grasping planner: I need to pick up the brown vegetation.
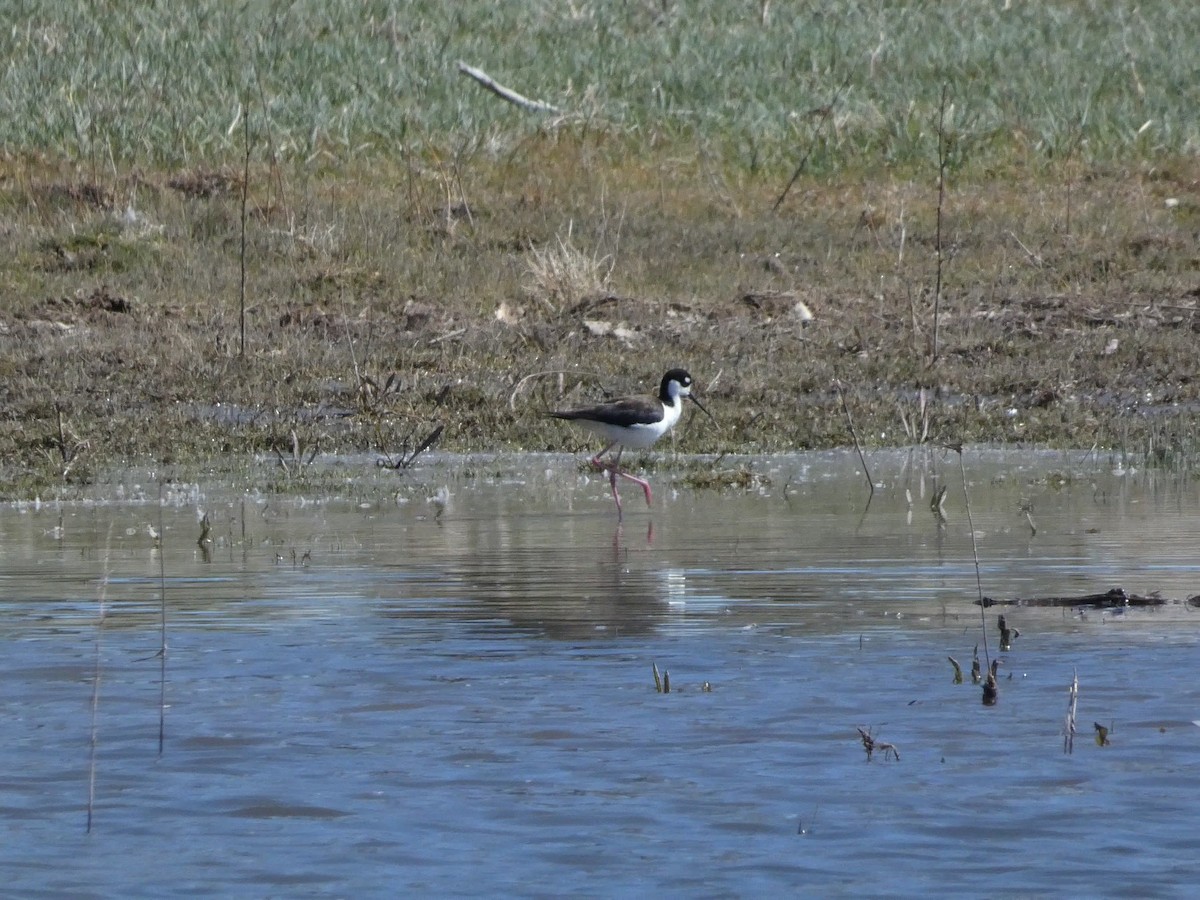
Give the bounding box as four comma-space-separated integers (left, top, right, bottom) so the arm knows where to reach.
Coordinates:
1, 143, 1197, 495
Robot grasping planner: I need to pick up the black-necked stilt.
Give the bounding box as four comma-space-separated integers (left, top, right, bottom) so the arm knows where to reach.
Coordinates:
549, 368, 713, 517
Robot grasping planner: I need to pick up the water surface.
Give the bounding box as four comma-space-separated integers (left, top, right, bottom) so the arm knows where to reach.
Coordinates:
2, 449, 1198, 897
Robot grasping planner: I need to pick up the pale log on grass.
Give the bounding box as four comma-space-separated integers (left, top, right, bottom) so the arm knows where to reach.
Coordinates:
457, 61, 561, 114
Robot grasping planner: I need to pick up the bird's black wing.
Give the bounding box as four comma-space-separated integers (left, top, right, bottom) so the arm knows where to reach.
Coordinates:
547, 396, 661, 428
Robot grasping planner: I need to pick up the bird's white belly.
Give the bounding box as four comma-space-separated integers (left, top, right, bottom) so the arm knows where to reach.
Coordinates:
578, 418, 669, 450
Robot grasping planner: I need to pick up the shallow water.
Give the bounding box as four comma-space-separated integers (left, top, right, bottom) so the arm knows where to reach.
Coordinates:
2, 449, 1199, 897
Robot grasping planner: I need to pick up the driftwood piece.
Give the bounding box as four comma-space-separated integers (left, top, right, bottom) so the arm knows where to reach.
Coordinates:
457, 61, 561, 114
979, 587, 1200, 609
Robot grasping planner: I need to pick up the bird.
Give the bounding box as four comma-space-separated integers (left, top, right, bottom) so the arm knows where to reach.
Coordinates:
548, 368, 713, 517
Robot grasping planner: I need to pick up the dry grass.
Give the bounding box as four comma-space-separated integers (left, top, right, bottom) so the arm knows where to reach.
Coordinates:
0, 141, 1198, 495
525, 227, 615, 313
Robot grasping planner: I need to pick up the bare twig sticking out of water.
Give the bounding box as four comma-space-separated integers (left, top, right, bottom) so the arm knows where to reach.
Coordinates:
1064, 668, 1078, 754
797, 804, 819, 836
835, 380, 874, 498
197, 511, 212, 564
982, 660, 999, 706
87, 522, 115, 833
998, 614, 1019, 652
897, 388, 932, 444
857, 726, 900, 762
946, 443, 994, 698
274, 429, 320, 475
379, 424, 445, 473
652, 663, 670, 694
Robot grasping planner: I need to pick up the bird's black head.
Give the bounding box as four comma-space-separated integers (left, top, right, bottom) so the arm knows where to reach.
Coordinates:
659, 369, 714, 423
659, 369, 694, 401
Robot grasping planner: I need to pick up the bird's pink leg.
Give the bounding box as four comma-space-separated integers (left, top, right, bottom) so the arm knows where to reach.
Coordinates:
616, 470, 653, 506
590, 442, 617, 470
587, 445, 641, 517
608, 467, 624, 520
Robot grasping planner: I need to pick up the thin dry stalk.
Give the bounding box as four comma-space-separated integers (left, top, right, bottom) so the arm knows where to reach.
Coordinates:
239, 102, 250, 358
509, 369, 602, 411
835, 380, 874, 496
774, 73, 853, 212
931, 84, 950, 364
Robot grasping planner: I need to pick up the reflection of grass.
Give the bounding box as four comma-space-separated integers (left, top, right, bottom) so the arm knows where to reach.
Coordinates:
1, 4, 1199, 495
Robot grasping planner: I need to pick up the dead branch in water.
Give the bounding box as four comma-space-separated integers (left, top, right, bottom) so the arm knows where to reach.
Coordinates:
857, 726, 900, 762
652, 662, 671, 694
998, 614, 1019, 652
980, 587, 1199, 608
982, 659, 999, 706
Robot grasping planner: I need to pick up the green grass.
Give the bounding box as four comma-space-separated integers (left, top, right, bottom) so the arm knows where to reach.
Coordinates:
3, 1, 1197, 173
